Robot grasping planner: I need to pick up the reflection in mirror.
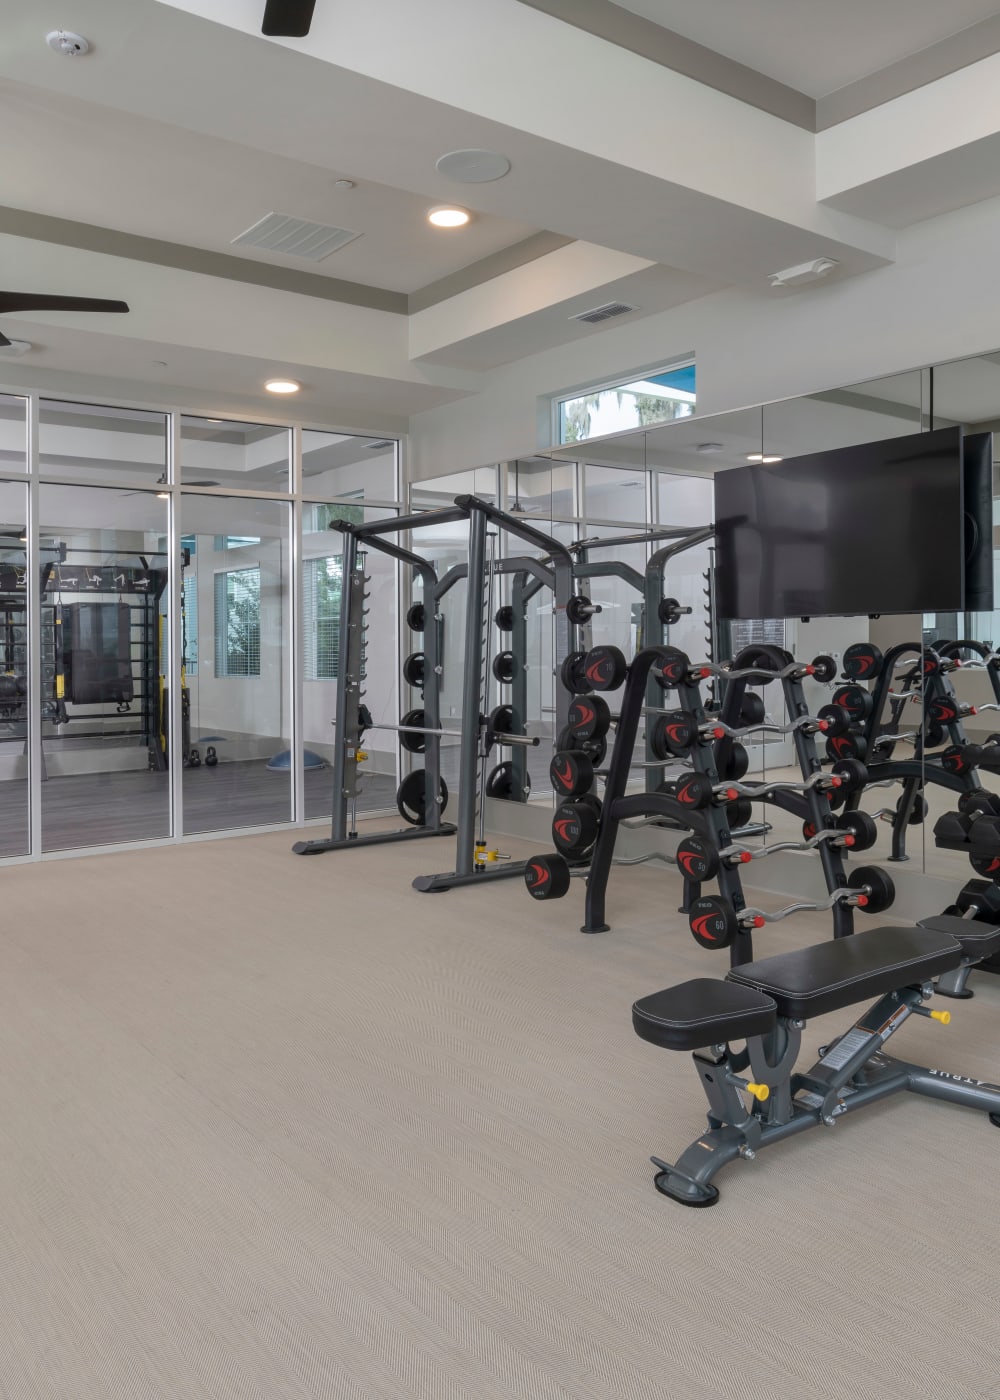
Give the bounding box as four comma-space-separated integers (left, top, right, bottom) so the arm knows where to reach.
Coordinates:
302, 502, 398, 821
0, 480, 30, 854
40, 400, 166, 488
0, 395, 26, 474
38, 483, 169, 850
180, 495, 290, 833
302, 429, 397, 502
182, 417, 290, 490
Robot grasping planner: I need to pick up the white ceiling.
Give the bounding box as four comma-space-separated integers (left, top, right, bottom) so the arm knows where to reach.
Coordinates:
618, 0, 1000, 96
0, 79, 540, 295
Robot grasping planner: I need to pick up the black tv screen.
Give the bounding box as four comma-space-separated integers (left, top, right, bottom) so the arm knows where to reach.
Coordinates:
963, 431, 994, 613
713, 426, 965, 619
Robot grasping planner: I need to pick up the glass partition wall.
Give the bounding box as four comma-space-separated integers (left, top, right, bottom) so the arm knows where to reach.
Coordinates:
0, 394, 401, 862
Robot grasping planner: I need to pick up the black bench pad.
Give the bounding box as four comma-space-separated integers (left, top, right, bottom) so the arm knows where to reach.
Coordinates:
917, 914, 1000, 961
727, 926, 961, 1021
633, 978, 777, 1051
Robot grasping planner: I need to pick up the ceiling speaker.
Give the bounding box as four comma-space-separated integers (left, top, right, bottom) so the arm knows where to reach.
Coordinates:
435, 150, 511, 184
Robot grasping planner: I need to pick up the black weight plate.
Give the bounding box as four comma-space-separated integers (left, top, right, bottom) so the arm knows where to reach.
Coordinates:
560, 651, 590, 695
923, 720, 946, 749
928, 695, 960, 726
405, 602, 425, 633
727, 797, 753, 829
567, 693, 611, 740
582, 646, 628, 692
402, 651, 426, 688
673, 771, 713, 811
738, 692, 766, 727
549, 750, 594, 798
832, 685, 873, 724
658, 596, 687, 626
399, 707, 427, 754
396, 771, 448, 826
830, 757, 868, 793
486, 761, 530, 800
905, 794, 928, 825
492, 650, 517, 684
836, 809, 878, 852
495, 604, 514, 632
651, 711, 697, 760
811, 654, 838, 683
551, 799, 600, 857
676, 836, 719, 882
714, 737, 749, 781
524, 853, 571, 900
842, 643, 884, 681
817, 704, 852, 737
656, 647, 692, 689
489, 704, 520, 735
848, 864, 895, 913
941, 744, 972, 776
688, 896, 737, 950
971, 850, 1000, 879
826, 732, 868, 764
556, 726, 607, 766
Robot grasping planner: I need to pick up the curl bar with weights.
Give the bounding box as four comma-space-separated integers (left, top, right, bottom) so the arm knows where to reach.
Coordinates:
680, 823, 861, 884
803, 808, 879, 852
525, 840, 693, 901
657, 648, 837, 690
688, 866, 895, 948
549, 746, 668, 798
711, 712, 834, 743
648, 711, 727, 759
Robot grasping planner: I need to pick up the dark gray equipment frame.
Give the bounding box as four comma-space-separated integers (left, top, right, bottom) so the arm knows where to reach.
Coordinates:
293, 502, 469, 856
414, 495, 575, 891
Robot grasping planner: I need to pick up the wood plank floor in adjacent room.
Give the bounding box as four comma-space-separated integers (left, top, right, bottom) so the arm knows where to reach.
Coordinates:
0, 825, 998, 1399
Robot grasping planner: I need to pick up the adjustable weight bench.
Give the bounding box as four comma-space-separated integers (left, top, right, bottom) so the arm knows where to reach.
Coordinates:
633, 920, 1000, 1206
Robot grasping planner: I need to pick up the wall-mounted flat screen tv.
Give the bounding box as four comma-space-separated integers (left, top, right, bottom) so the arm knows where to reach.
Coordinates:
713, 426, 966, 619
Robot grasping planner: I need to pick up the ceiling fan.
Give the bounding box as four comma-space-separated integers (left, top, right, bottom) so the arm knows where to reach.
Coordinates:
0, 293, 129, 347
262, 0, 317, 36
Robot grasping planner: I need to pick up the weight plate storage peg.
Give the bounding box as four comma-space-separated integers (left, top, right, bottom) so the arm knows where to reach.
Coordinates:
495, 604, 514, 632
581, 645, 628, 692
842, 643, 884, 681
396, 771, 448, 826
566, 594, 600, 626
549, 750, 594, 798
524, 853, 571, 900
405, 601, 426, 633
675, 836, 719, 882
492, 650, 517, 684
399, 708, 428, 753
560, 650, 590, 695
567, 693, 611, 740
551, 798, 601, 857
688, 895, 739, 949
848, 864, 895, 912
402, 651, 426, 688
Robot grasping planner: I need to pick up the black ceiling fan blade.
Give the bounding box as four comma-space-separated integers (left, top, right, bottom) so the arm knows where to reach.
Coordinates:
262, 0, 316, 36
0, 294, 129, 316
0, 330, 9, 348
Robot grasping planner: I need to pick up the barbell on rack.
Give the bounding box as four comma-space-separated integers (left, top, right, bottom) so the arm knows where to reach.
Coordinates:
349, 711, 540, 748
688, 865, 896, 948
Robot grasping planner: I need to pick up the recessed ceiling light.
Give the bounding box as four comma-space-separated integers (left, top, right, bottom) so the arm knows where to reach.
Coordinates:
428, 206, 471, 229
265, 378, 301, 394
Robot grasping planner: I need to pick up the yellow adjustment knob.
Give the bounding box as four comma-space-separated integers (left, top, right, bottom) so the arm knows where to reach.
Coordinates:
930, 1009, 951, 1025
355, 750, 368, 762
746, 1082, 769, 1102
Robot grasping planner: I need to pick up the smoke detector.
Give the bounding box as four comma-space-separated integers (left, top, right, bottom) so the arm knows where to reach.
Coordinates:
768, 257, 839, 289
46, 30, 90, 56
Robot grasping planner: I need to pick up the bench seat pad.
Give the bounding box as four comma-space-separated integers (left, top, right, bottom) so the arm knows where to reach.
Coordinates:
727, 926, 961, 1021
916, 914, 1000, 961
633, 978, 776, 1051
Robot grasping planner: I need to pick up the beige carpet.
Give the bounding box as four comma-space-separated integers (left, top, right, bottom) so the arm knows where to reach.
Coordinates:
0, 825, 997, 1399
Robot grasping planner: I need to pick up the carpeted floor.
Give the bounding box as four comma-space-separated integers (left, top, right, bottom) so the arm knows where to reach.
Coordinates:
0, 824, 997, 1398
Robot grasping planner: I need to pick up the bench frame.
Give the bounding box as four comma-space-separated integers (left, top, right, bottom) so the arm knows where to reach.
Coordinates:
650, 981, 1000, 1207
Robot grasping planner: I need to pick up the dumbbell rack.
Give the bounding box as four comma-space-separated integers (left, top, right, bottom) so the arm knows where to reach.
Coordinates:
838, 642, 982, 861
581, 645, 864, 962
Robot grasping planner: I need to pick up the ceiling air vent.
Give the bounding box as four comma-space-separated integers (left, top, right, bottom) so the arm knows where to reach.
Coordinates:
232, 212, 361, 262
570, 301, 637, 325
